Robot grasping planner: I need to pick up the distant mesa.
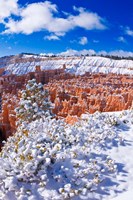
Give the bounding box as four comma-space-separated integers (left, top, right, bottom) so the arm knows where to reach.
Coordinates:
0, 54, 133, 76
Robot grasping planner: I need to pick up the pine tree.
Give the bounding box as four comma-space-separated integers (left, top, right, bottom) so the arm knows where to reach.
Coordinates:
15, 79, 53, 125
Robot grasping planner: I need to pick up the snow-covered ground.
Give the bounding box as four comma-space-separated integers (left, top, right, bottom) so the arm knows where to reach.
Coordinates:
110, 111, 133, 200
0, 109, 133, 200
0, 54, 133, 75
81, 110, 133, 200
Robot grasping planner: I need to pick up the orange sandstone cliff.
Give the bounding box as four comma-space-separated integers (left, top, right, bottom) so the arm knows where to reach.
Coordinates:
0, 68, 133, 148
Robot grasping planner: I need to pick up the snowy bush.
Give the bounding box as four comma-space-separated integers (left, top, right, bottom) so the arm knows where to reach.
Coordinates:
0, 111, 125, 200
15, 79, 53, 125
119, 108, 133, 125
0, 80, 130, 199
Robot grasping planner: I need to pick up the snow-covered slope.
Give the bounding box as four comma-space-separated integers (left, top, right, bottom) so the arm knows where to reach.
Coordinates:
0, 54, 133, 75
0, 109, 133, 200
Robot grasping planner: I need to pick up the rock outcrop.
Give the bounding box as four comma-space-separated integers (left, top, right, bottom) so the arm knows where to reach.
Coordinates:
0, 67, 70, 147
46, 73, 133, 117
0, 67, 66, 94
0, 69, 132, 148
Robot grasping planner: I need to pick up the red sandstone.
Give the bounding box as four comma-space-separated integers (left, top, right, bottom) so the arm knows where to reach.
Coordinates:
0, 67, 133, 148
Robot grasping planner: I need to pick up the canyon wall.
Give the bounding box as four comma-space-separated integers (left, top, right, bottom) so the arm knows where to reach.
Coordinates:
0, 68, 133, 148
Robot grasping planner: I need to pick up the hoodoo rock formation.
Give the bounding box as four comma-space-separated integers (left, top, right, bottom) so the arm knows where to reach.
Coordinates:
46, 73, 133, 118
0, 67, 68, 147
0, 66, 133, 148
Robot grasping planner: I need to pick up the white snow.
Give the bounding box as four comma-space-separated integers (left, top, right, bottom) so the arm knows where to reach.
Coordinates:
109, 110, 133, 200
0, 109, 133, 199
1, 55, 133, 75
112, 190, 133, 200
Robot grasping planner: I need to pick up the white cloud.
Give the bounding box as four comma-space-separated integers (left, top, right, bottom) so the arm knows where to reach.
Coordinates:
0, 0, 19, 22
79, 37, 88, 45
2, 1, 107, 36
73, 6, 85, 13
47, 17, 73, 35
117, 36, 126, 43
44, 35, 60, 40
125, 27, 133, 37
59, 49, 96, 56
40, 52, 55, 57
97, 50, 107, 56
93, 40, 99, 43
70, 9, 107, 30
59, 49, 133, 57
108, 50, 133, 57
3, 1, 57, 34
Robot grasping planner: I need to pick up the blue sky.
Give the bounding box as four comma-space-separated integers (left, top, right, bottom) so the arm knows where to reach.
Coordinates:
0, 0, 133, 57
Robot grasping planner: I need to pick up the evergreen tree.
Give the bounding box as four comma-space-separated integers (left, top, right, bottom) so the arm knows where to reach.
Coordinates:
15, 79, 53, 125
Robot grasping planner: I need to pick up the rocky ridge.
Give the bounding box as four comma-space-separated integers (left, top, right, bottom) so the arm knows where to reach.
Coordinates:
0, 54, 133, 75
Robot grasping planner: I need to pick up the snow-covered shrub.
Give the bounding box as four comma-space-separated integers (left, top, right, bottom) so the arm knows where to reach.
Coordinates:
0, 79, 129, 199
104, 114, 119, 126
119, 108, 133, 125
15, 79, 53, 125
0, 111, 125, 200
